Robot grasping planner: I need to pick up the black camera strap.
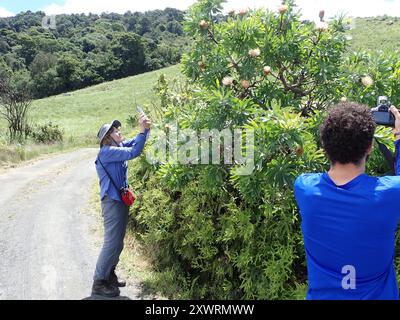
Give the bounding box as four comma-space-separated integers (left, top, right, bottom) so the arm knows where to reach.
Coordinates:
96, 156, 124, 198
375, 139, 396, 175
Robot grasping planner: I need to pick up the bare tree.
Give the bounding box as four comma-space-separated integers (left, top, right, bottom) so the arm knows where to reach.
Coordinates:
0, 77, 32, 142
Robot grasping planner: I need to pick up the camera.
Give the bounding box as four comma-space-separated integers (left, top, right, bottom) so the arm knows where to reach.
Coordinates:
371, 96, 395, 127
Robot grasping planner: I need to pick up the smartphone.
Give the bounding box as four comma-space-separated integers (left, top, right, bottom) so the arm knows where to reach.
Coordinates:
136, 106, 144, 115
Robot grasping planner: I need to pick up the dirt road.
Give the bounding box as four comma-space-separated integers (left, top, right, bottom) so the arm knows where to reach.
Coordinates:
0, 148, 145, 300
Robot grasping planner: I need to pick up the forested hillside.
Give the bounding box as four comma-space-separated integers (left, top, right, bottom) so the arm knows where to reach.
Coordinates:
0, 9, 189, 99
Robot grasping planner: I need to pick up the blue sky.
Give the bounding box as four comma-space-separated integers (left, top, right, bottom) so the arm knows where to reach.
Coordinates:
1, 0, 400, 19
0, 0, 63, 14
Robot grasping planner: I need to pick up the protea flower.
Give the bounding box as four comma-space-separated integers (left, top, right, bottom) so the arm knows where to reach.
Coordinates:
278, 5, 288, 14
248, 48, 261, 58
222, 76, 234, 86
238, 8, 248, 17
199, 20, 209, 30
361, 76, 374, 87
263, 66, 272, 75
316, 21, 329, 32
241, 80, 250, 89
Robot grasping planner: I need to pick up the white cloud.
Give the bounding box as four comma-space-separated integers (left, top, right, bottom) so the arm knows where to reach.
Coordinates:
296, 0, 400, 19
42, 0, 400, 19
225, 0, 400, 20
0, 7, 14, 17
43, 0, 195, 15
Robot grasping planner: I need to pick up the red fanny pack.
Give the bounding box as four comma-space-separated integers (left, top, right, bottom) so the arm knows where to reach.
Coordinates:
120, 188, 136, 207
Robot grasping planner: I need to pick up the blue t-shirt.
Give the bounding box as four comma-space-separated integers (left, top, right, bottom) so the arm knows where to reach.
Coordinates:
294, 141, 400, 300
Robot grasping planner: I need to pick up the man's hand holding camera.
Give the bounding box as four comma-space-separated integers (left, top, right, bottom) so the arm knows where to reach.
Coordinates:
389, 105, 400, 141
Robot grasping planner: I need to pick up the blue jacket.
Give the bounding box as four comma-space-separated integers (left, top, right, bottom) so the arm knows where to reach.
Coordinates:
95, 128, 149, 202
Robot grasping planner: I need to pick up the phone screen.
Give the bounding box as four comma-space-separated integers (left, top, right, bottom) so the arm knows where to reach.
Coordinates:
136, 106, 144, 114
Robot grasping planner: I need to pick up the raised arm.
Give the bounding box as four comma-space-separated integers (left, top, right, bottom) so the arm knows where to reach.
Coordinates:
122, 112, 151, 147
122, 128, 150, 147
101, 133, 147, 162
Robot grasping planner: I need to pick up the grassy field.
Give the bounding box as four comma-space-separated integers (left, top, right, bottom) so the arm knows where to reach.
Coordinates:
349, 16, 400, 52
30, 64, 182, 144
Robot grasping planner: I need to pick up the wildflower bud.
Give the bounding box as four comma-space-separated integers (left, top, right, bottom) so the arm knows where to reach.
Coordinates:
340, 97, 347, 102
222, 76, 233, 86
248, 48, 261, 58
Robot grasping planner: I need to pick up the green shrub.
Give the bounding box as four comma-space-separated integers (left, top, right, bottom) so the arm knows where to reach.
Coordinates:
31, 122, 64, 144
128, 0, 400, 299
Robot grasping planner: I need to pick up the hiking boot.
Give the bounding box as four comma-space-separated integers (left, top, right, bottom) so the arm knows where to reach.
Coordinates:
91, 280, 120, 298
110, 268, 126, 287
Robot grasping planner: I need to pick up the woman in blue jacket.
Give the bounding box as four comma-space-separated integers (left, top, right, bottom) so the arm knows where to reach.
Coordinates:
92, 115, 151, 298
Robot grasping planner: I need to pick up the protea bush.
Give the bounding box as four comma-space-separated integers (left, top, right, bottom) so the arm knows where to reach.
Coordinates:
128, 0, 400, 299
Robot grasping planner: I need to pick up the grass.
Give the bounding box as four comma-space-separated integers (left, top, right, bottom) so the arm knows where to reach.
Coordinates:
30, 65, 182, 142
0, 65, 182, 167
348, 16, 400, 53
0, 143, 80, 169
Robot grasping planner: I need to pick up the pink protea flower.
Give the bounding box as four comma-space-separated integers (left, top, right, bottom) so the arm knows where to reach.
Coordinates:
199, 20, 209, 30
238, 8, 248, 17
263, 66, 272, 75
361, 76, 374, 87
222, 76, 234, 86
241, 80, 250, 89
248, 48, 261, 58
278, 5, 288, 14
316, 21, 329, 32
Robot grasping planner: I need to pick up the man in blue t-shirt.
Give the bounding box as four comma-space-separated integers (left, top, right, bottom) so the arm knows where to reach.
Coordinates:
294, 102, 400, 300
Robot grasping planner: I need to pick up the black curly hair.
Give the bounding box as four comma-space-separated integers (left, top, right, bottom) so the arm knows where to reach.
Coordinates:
320, 102, 376, 165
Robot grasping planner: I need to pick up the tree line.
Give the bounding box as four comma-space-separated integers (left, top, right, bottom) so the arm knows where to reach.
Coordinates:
0, 8, 190, 99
